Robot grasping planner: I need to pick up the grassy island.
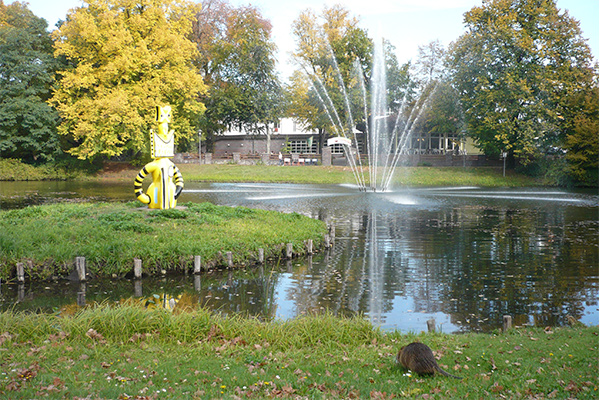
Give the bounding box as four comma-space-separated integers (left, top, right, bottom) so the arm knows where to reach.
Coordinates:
0, 202, 328, 281
0, 304, 597, 398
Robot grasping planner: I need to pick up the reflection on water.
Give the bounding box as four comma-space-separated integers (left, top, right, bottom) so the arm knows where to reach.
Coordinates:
1, 181, 598, 332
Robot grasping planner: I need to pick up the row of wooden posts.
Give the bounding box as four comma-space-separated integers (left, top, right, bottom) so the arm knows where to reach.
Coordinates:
14, 234, 333, 283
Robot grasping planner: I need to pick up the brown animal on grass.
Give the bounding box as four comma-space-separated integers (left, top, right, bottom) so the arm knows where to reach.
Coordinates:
397, 342, 462, 379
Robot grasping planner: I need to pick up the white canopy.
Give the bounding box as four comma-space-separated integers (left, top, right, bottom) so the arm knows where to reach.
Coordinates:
327, 137, 352, 147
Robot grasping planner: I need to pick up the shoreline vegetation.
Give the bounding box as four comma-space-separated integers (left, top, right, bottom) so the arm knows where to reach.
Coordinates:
0, 304, 597, 398
2, 158, 548, 187
0, 202, 328, 282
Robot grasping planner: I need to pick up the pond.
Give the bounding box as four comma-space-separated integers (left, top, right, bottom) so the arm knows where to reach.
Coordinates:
0, 180, 598, 333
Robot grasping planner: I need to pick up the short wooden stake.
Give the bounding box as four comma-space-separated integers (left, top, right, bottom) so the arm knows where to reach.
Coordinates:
193, 255, 202, 274
306, 239, 313, 254
286, 243, 293, 259
503, 315, 512, 331
75, 256, 86, 281
258, 248, 264, 264
194, 275, 201, 292
226, 251, 233, 268
16, 262, 25, 283
427, 318, 436, 333
77, 291, 86, 306
133, 258, 142, 279
134, 280, 143, 297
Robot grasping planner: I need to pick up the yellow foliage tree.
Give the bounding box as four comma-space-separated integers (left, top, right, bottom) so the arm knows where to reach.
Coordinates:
50, 0, 207, 160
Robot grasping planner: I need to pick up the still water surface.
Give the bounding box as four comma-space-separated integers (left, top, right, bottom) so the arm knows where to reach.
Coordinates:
1, 180, 598, 332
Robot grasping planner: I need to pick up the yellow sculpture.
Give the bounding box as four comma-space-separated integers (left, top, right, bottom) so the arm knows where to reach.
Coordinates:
134, 105, 184, 209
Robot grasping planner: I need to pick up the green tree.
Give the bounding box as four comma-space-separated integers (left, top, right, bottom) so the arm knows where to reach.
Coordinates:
289, 5, 415, 152
563, 76, 598, 186
290, 5, 373, 148
447, 0, 595, 168
192, 0, 281, 152
50, 0, 207, 160
418, 80, 464, 137
0, 1, 60, 163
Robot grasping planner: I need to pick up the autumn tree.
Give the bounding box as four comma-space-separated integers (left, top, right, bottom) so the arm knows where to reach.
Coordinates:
447, 0, 595, 169
50, 0, 207, 160
290, 5, 373, 149
192, 0, 281, 152
0, 1, 61, 163
563, 74, 598, 186
289, 5, 415, 152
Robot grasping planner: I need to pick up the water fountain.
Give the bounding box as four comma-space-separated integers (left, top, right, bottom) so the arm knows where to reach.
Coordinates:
299, 37, 433, 192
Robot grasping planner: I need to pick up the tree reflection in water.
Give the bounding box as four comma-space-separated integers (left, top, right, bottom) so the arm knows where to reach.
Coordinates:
1, 183, 597, 333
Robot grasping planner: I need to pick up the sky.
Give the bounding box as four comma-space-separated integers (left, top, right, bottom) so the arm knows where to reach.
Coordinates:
17, 0, 600, 80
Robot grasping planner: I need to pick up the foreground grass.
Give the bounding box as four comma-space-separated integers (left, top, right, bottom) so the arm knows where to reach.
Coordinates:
0, 304, 597, 399
0, 202, 327, 281
178, 164, 540, 187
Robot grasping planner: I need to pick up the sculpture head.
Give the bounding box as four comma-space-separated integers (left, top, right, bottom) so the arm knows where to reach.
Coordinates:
156, 105, 172, 140
150, 105, 175, 159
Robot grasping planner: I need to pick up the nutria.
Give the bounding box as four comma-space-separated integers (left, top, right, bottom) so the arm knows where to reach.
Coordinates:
397, 342, 462, 379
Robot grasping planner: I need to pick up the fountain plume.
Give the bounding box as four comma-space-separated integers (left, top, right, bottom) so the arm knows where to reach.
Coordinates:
296, 35, 435, 192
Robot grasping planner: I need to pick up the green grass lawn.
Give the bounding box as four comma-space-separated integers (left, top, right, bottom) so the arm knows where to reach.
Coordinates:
0, 158, 543, 187
0, 304, 597, 399
178, 164, 541, 187
0, 202, 328, 281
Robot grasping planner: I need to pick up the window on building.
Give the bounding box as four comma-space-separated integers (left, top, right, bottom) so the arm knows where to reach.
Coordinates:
290, 139, 317, 154
330, 143, 345, 154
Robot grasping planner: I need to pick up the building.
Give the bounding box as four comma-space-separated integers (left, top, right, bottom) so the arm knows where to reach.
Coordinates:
212, 118, 319, 157
212, 118, 482, 157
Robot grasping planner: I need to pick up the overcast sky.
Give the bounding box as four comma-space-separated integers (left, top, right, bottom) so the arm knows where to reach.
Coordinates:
18, 0, 600, 80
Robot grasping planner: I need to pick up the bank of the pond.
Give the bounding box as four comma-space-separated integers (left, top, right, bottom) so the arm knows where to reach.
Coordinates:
0, 158, 85, 181
2, 158, 545, 187
0, 202, 328, 281
168, 164, 542, 187
0, 304, 597, 399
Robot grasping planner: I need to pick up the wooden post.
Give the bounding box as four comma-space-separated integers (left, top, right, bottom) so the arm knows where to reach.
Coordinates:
258, 248, 264, 264
134, 280, 143, 297
16, 262, 25, 283
306, 239, 313, 254
193, 255, 202, 274
226, 252, 233, 268
286, 243, 293, 259
503, 315, 512, 331
324, 234, 331, 248
75, 256, 86, 281
427, 318, 436, 333
18, 284, 25, 302
133, 258, 142, 279
77, 291, 86, 306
